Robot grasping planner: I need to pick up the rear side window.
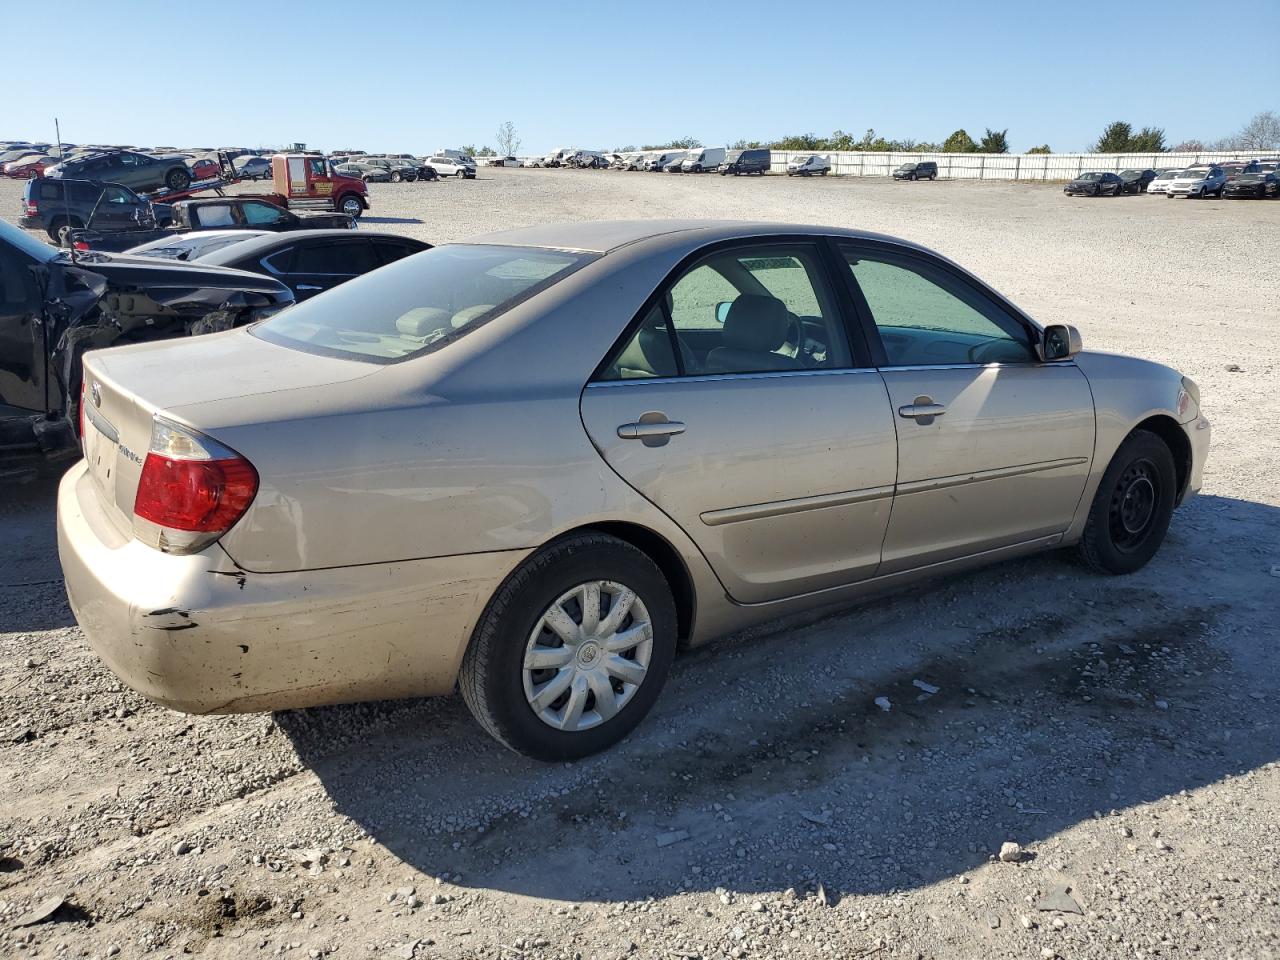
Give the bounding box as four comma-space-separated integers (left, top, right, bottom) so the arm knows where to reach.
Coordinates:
293, 240, 376, 274
254, 244, 594, 363
372, 240, 423, 266
38, 181, 62, 200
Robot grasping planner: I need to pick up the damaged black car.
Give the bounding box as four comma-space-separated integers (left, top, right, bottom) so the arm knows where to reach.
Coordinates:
0, 219, 292, 473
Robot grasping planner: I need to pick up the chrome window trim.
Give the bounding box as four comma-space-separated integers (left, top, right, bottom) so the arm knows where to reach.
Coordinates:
878, 360, 1078, 373
585, 367, 883, 388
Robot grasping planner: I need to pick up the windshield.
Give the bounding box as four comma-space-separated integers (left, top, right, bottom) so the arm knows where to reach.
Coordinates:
897, 163, 916, 171
1077, 173, 1103, 181
0, 218, 58, 262
1181, 169, 1209, 179
1156, 170, 1181, 180
253, 244, 596, 363
1235, 174, 1263, 182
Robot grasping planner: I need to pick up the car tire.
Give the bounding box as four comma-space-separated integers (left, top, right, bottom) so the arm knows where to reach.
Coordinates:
1077, 429, 1177, 576
929, 174, 937, 180
459, 533, 678, 761
47, 216, 83, 244
339, 195, 363, 218
909, 172, 917, 181
390, 171, 402, 183
165, 168, 191, 192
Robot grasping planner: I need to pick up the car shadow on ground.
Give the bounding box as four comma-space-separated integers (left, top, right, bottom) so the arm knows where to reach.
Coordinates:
279, 493, 1280, 904
360, 216, 425, 225
0, 465, 75, 633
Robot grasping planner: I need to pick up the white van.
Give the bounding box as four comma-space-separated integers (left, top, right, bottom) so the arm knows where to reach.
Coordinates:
680, 147, 726, 173
786, 154, 831, 177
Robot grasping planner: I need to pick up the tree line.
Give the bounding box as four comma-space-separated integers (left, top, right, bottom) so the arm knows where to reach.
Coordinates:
621, 111, 1277, 156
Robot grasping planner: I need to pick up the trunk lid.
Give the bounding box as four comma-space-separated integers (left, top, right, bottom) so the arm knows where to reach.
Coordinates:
79, 329, 380, 537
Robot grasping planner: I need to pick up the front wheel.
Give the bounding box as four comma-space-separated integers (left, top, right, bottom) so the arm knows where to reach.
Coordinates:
390, 170, 402, 183
459, 533, 678, 760
338, 195, 363, 218
1077, 430, 1177, 575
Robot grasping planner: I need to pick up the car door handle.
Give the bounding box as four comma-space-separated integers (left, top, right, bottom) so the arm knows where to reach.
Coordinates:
296, 284, 323, 291
617, 420, 686, 440
898, 397, 947, 420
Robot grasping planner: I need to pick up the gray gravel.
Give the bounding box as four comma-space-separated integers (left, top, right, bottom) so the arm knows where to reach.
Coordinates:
1, 170, 1278, 960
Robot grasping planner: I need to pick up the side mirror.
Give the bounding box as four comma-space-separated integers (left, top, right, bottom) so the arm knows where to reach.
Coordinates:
715, 301, 733, 324
1041, 324, 1082, 361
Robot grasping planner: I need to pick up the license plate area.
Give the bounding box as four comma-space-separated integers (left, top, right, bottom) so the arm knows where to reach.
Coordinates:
83, 404, 120, 501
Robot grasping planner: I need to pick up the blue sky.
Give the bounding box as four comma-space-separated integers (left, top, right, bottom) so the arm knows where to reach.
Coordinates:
9, 0, 1276, 154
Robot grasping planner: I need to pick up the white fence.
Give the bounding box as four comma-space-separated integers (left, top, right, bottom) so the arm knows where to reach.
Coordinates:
768, 150, 1276, 180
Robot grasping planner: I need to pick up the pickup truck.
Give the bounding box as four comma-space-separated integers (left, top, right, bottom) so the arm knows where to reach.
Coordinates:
67, 197, 355, 253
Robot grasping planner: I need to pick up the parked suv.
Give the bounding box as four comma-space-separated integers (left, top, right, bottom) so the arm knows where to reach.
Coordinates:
1167, 166, 1227, 198
893, 161, 938, 181
719, 149, 770, 176
43, 149, 194, 194
425, 156, 476, 179
20, 178, 170, 242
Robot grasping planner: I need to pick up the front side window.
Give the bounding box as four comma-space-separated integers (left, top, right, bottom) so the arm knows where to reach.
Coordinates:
843, 246, 1036, 366
102, 186, 132, 204
242, 202, 288, 226
254, 244, 593, 362
600, 244, 852, 380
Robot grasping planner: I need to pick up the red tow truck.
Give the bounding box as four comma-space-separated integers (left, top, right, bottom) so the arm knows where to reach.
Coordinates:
141, 152, 369, 219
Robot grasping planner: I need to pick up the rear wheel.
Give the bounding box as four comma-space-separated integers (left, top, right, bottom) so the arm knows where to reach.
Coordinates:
459, 533, 678, 760
165, 167, 191, 192
47, 216, 83, 244
1077, 430, 1177, 575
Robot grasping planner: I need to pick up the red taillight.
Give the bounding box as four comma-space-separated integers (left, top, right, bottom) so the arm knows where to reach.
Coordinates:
73, 240, 89, 251
132, 419, 257, 553
24, 200, 37, 215
135, 455, 258, 532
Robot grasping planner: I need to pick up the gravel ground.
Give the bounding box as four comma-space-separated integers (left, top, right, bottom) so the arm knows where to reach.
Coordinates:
1, 170, 1278, 960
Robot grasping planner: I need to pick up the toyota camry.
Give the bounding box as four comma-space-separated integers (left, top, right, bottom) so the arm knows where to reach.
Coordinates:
58, 221, 1211, 760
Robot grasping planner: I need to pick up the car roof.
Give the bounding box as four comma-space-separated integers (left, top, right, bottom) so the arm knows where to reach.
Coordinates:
198, 229, 426, 264
465, 219, 934, 256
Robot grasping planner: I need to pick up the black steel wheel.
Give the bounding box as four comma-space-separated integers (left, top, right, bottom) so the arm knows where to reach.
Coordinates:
1078, 430, 1177, 574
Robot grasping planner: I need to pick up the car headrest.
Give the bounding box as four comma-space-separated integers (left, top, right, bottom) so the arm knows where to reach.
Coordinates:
723, 295, 789, 352
451, 304, 495, 329
617, 326, 678, 378
396, 307, 451, 338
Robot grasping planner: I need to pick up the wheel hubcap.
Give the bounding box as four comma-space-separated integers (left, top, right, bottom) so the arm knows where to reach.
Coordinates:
1110, 459, 1159, 549
522, 580, 652, 732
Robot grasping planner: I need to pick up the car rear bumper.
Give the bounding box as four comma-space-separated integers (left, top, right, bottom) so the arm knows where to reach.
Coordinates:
18, 216, 45, 230
58, 461, 530, 714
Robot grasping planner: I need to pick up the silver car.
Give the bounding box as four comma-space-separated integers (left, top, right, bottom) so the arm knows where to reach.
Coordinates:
58, 221, 1210, 760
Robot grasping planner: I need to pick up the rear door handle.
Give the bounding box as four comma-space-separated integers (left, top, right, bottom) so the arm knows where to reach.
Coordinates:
296, 283, 324, 291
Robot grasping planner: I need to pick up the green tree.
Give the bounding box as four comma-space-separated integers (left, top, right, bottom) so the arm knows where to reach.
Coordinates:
1027, 144, 1052, 154
614, 144, 638, 153
1128, 126, 1166, 152
460, 144, 477, 156
942, 129, 979, 153
476, 146, 496, 157
979, 128, 1009, 153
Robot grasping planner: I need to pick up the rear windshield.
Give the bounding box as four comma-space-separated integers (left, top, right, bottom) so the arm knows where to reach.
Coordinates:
252, 244, 595, 363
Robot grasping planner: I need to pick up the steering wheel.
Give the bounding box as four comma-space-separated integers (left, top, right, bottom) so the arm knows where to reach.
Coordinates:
783, 314, 823, 366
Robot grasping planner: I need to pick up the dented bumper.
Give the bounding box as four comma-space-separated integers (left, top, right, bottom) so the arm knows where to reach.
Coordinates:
57, 462, 529, 713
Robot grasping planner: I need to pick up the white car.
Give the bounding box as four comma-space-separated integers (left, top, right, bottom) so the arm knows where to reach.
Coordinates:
1166, 166, 1226, 198
1146, 169, 1182, 195
624, 154, 649, 171
426, 156, 476, 179
786, 155, 831, 177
